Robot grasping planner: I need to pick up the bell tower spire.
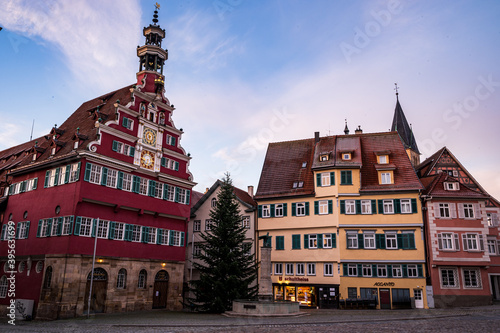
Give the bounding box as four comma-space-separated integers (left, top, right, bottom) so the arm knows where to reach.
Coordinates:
136, 3, 168, 94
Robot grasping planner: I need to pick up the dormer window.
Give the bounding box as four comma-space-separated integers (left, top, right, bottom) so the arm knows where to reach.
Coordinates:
51, 147, 56, 155
32, 154, 36, 161
73, 141, 79, 149
298, 182, 304, 188
444, 182, 460, 191
319, 154, 329, 162
292, 182, 298, 188
378, 155, 388, 164
301, 162, 307, 168
342, 153, 351, 160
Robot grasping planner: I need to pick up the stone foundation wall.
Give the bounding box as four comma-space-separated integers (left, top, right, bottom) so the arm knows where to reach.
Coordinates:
36, 255, 184, 319
433, 294, 492, 308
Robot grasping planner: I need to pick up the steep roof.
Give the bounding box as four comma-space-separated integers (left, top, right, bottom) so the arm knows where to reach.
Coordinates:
391, 97, 420, 154
0, 85, 133, 185
421, 172, 488, 199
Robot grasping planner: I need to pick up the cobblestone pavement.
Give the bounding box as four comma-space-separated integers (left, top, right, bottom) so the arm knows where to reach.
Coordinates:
3, 305, 500, 332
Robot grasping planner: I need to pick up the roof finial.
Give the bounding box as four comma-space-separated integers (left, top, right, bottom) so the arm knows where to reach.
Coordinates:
394, 83, 399, 99
152, 3, 160, 25
344, 119, 349, 135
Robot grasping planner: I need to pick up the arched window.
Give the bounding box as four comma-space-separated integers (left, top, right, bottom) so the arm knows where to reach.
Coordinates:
117, 268, 127, 289
138, 269, 147, 289
0, 276, 7, 298
211, 198, 217, 208
44, 266, 53, 288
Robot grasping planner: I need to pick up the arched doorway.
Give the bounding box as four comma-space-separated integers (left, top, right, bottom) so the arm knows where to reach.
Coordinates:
152, 270, 169, 309
84, 268, 108, 313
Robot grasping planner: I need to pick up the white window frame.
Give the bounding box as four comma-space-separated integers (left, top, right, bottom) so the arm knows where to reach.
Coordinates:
166, 185, 175, 201
386, 233, 397, 249
347, 232, 358, 249
439, 203, 450, 218
69, 163, 79, 182
275, 204, 284, 217
321, 172, 330, 187
89, 165, 102, 184
347, 264, 357, 276
205, 219, 213, 231
345, 200, 355, 215
58, 166, 66, 185
318, 200, 329, 215
377, 265, 387, 277
18, 221, 29, 239
462, 268, 482, 288
392, 264, 402, 278
50, 219, 59, 236
463, 203, 474, 219
440, 267, 459, 288
487, 238, 498, 255
193, 244, 202, 257
148, 227, 157, 244
160, 230, 169, 245
383, 200, 394, 214
324, 263, 334, 277
48, 169, 57, 187
193, 220, 201, 232
96, 220, 109, 239
131, 225, 141, 242
242, 216, 250, 229
274, 263, 283, 275
154, 182, 163, 199
308, 234, 317, 249
441, 233, 454, 251
323, 234, 332, 248
362, 264, 372, 277
363, 232, 375, 249
122, 174, 132, 192
114, 222, 125, 240
381, 172, 391, 184
361, 200, 371, 214
178, 188, 187, 204
80, 217, 93, 237
285, 263, 294, 276
379, 155, 388, 164
139, 178, 148, 196
296, 202, 306, 216
107, 169, 118, 188
307, 263, 316, 276
407, 264, 418, 277
296, 263, 305, 276
400, 199, 411, 214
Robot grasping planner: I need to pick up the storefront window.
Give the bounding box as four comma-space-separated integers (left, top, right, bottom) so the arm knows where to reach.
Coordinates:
274, 285, 284, 301
285, 286, 296, 302
297, 286, 316, 306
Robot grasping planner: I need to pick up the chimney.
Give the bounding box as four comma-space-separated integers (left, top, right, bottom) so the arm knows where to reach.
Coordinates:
247, 185, 254, 198
204, 187, 209, 194
314, 131, 320, 143
355, 125, 363, 134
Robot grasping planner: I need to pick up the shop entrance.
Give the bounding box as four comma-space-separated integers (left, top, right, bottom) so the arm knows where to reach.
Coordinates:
491, 275, 500, 300
379, 289, 391, 309
153, 270, 169, 309
414, 289, 424, 308
84, 268, 108, 313
317, 286, 338, 309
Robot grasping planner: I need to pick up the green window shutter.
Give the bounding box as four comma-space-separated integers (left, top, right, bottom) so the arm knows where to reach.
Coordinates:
304, 234, 309, 249
44, 170, 50, 187
270, 204, 275, 217
402, 264, 408, 278
112, 140, 118, 152
292, 203, 296, 216
64, 165, 70, 183
357, 264, 363, 277
355, 200, 361, 214
25, 222, 30, 238
125, 224, 132, 241
186, 190, 191, 205
417, 264, 423, 277
122, 117, 128, 127
387, 265, 393, 278
358, 234, 364, 249
411, 198, 418, 213
292, 234, 300, 249
283, 203, 287, 216
330, 172, 335, 185
397, 234, 403, 249
75, 162, 81, 181
328, 200, 333, 214
174, 161, 179, 171
33, 178, 38, 189
276, 236, 284, 250
332, 233, 336, 248
343, 263, 348, 276
171, 137, 177, 146
129, 147, 135, 157
54, 168, 60, 186
108, 221, 115, 239
376, 234, 381, 249
91, 219, 96, 237
68, 216, 74, 235
378, 200, 383, 214
156, 229, 162, 244
117, 171, 123, 189
258, 205, 262, 218
148, 180, 155, 197
142, 226, 149, 243
163, 184, 169, 200
101, 167, 108, 186
340, 200, 345, 214
317, 234, 323, 249
133, 176, 140, 193
305, 202, 309, 216
376, 234, 386, 249
161, 157, 166, 167
16, 222, 21, 239
314, 201, 319, 215
181, 232, 185, 246
348, 171, 352, 184
84, 163, 92, 182
372, 264, 378, 277
409, 233, 416, 249
74, 217, 81, 236
394, 199, 401, 214
169, 231, 174, 246
316, 173, 321, 187
57, 217, 63, 236
175, 187, 180, 202
371, 200, 377, 214
47, 219, 52, 237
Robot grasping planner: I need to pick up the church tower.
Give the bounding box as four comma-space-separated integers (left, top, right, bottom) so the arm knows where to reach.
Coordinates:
391, 84, 420, 167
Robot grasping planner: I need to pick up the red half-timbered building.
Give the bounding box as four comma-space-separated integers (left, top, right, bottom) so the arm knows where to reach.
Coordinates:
0, 8, 195, 319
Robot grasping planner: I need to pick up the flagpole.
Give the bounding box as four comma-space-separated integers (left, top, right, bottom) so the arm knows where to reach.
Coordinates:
87, 217, 99, 319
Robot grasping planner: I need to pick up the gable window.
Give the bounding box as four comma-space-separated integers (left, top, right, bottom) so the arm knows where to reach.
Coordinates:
211, 198, 217, 208
342, 153, 351, 160
324, 263, 334, 276
122, 117, 133, 130
301, 162, 307, 168
285, 263, 294, 275
193, 244, 202, 257
307, 263, 316, 276
347, 232, 358, 249
400, 199, 411, 214
193, 220, 201, 232
445, 182, 460, 191
383, 200, 394, 214
117, 268, 127, 289
296, 263, 305, 275
463, 268, 482, 288
319, 154, 329, 161
361, 200, 372, 214
205, 219, 213, 231
385, 233, 397, 249
242, 216, 250, 229
345, 200, 355, 215
381, 172, 391, 184
340, 171, 352, 185
274, 263, 283, 275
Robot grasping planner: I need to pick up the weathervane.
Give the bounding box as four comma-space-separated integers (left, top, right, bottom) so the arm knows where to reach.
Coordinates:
155, 2, 160, 10
394, 83, 399, 96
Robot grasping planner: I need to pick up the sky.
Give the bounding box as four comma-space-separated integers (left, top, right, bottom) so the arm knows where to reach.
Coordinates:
1, 0, 500, 199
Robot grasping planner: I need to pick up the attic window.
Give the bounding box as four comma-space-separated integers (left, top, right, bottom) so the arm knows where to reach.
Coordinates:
378, 155, 389, 164
74, 141, 79, 149
319, 154, 329, 162
298, 182, 304, 188
51, 147, 56, 155
292, 182, 298, 188
342, 153, 351, 160
444, 182, 460, 191
32, 154, 36, 161
301, 162, 307, 168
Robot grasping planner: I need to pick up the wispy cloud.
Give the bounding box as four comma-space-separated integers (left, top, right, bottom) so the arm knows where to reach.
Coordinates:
0, 0, 142, 92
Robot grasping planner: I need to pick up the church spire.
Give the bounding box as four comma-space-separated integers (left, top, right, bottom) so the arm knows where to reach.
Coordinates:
391, 84, 420, 166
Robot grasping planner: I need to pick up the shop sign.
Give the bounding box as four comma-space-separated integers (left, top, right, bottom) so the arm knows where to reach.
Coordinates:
278, 276, 309, 282
374, 282, 395, 286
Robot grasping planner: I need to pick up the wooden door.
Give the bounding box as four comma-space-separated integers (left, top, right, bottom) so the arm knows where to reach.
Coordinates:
152, 270, 169, 309
379, 289, 391, 309
84, 280, 107, 313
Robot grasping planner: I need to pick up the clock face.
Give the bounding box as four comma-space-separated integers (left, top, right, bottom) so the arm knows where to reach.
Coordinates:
140, 150, 155, 169
143, 128, 157, 146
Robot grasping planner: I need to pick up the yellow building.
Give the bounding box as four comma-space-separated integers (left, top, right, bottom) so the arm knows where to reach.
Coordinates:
255, 128, 428, 309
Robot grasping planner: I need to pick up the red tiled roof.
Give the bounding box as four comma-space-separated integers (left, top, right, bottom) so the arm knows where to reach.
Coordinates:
421, 173, 488, 199
255, 138, 315, 199
190, 190, 204, 207
233, 186, 256, 207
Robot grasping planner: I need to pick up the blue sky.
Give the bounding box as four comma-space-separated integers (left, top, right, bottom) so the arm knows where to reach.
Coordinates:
1, 0, 500, 199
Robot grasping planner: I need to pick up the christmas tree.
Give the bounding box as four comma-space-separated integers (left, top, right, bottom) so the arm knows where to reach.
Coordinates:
188, 173, 258, 313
